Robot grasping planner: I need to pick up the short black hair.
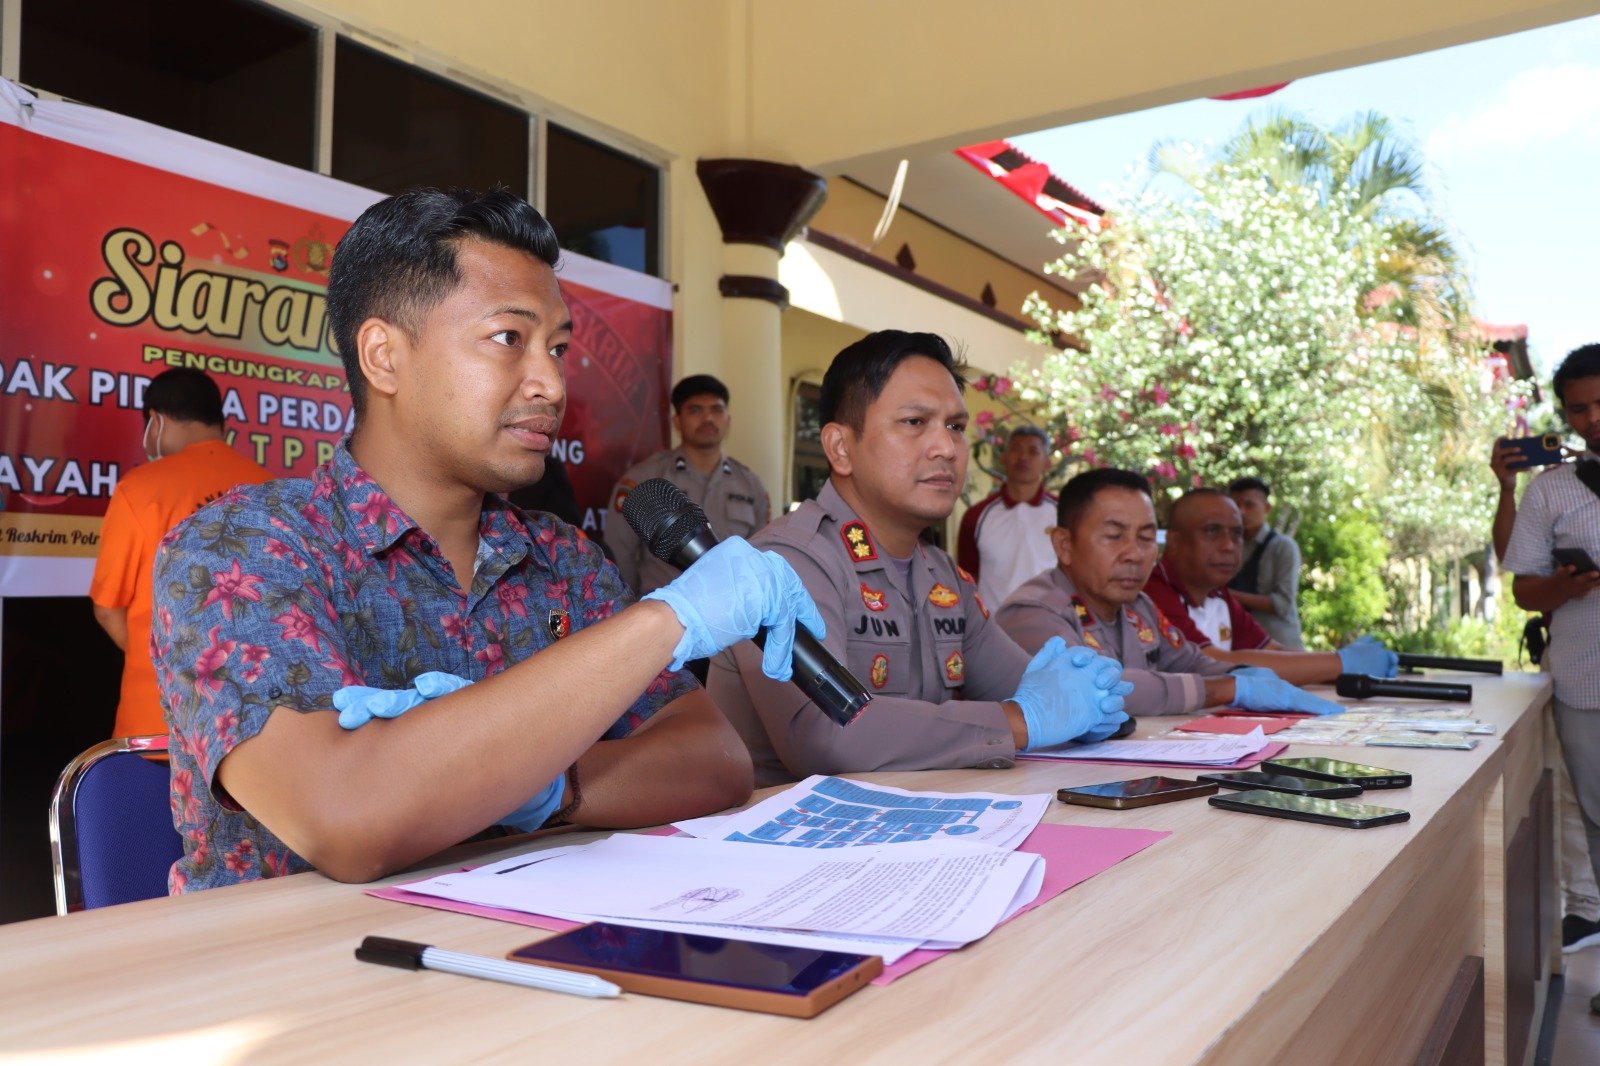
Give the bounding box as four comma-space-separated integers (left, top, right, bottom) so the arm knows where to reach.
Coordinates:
142, 368, 224, 427
1227, 476, 1270, 497
1168, 488, 1234, 533
1056, 468, 1151, 532
671, 374, 729, 411
1553, 344, 1600, 405
327, 186, 561, 414
820, 330, 968, 430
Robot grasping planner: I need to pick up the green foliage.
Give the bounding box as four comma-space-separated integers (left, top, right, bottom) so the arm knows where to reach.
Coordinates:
1297, 513, 1391, 647
1378, 598, 1540, 674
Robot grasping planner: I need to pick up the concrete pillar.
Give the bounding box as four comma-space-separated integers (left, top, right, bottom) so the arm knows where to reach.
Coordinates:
696, 159, 826, 506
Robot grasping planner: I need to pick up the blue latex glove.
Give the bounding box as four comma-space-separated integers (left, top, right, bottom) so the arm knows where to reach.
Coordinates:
643, 536, 826, 680
1338, 635, 1399, 678
332, 670, 472, 729
1230, 665, 1282, 682
1011, 638, 1134, 750
1233, 673, 1344, 716
497, 776, 566, 833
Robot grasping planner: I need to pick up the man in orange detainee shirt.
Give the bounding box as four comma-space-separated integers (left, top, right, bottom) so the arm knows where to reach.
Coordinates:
90, 368, 273, 737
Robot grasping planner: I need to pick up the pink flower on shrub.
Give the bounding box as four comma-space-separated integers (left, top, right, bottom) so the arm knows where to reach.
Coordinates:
976, 410, 994, 427
1150, 384, 1170, 405
973, 377, 990, 392
1175, 442, 1197, 459
1083, 449, 1099, 467
1152, 461, 1178, 480
992, 377, 1013, 396
1159, 423, 1181, 437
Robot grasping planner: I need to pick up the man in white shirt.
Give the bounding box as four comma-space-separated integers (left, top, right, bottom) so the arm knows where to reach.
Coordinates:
1505, 344, 1600, 972
957, 426, 1058, 610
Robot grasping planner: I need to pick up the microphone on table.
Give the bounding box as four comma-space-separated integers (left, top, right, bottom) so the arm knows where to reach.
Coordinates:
1335, 673, 1472, 703
1395, 653, 1503, 676
621, 478, 872, 728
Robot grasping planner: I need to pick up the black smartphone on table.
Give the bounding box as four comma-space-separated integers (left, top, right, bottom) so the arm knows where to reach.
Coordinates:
1197, 771, 1362, 798
1553, 547, 1600, 574
1056, 776, 1218, 809
509, 921, 882, 1018
1261, 756, 1411, 789
1497, 433, 1567, 470
1208, 789, 1410, 829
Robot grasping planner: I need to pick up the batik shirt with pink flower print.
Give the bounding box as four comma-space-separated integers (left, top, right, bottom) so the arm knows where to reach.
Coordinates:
151, 442, 694, 894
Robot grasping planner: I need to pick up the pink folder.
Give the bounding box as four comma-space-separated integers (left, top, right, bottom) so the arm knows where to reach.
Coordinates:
367, 821, 1169, 986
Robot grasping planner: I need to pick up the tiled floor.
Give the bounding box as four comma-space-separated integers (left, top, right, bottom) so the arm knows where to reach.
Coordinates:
1552, 944, 1600, 1065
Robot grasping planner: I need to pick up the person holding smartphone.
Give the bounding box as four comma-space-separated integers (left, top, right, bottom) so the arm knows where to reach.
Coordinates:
1504, 344, 1600, 966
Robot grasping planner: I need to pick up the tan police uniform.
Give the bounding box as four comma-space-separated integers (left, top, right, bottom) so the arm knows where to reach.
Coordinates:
998, 566, 1234, 716
707, 480, 1032, 787
607, 448, 770, 595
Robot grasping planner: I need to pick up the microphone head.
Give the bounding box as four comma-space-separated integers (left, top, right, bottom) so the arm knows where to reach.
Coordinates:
620, 478, 711, 564
1334, 673, 1372, 699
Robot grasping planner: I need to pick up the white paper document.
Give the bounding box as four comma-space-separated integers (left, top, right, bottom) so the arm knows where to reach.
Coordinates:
674, 774, 1049, 852
1027, 727, 1270, 765
403, 833, 1045, 948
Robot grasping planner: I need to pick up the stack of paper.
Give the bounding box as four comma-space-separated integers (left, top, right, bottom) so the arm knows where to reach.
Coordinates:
401, 777, 1054, 964
674, 774, 1049, 851
1026, 727, 1271, 766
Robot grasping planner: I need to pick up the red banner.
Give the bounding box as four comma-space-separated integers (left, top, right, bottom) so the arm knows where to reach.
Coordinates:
0, 83, 672, 596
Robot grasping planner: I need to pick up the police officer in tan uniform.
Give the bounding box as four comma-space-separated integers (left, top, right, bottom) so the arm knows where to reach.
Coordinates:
999, 468, 1342, 717
708, 330, 1132, 787
607, 374, 770, 596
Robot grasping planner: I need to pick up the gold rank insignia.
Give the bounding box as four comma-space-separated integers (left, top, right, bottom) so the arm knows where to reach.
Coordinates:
944, 650, 965, 683
1071, 596, 1092, 626
1220, 624, 1233, 643
611, 478, 636, 513
840, 521, 877, 562
1127, 607, 1156, 645
956, 566, 977, 585
1156, 609, 1186, 648
1083, 631, 1103, 650
928, 583, 959, 608
975, 593, 990, 620
860, 582, 887, 613
870, 653, 889, 689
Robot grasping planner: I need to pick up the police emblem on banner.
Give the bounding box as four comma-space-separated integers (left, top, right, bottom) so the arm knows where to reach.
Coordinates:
840, 521, 877, 562
547, 608, 571, 640
870, 653, 889, 689
943, 650, 965, 683
928, 583, 959, 609
860, 583, 887, 613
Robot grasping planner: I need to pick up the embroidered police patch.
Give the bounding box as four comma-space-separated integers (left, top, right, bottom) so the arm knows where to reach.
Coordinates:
870, 653, 889, 689
928, 583, 959, 609
860, 582, 887, 613
943, 650, 965, 683
548, 608, 571, 640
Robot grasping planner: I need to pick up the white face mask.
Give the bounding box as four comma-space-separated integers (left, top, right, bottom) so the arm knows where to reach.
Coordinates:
143, 412, 165, 463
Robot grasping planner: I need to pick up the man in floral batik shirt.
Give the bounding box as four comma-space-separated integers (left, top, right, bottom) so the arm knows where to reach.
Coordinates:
152, 188, 820, 892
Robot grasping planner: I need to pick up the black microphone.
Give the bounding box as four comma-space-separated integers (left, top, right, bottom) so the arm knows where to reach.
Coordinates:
621, 478, 872, 727
1335, 673, 1472, 703
1396, 653, 1503, 676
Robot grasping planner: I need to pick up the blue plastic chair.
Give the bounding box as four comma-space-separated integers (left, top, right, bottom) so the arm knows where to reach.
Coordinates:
49, 736, 183, 913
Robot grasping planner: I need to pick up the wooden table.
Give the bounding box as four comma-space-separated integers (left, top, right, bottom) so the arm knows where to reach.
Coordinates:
0, 672, 1556, 1065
